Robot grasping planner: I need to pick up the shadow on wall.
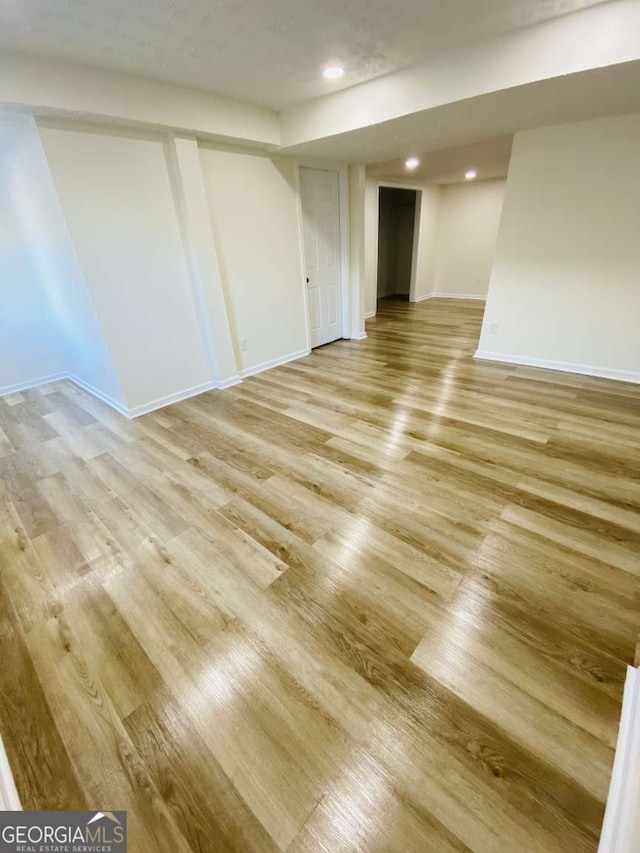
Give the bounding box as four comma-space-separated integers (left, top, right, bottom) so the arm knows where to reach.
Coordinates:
0, 115, 123, 403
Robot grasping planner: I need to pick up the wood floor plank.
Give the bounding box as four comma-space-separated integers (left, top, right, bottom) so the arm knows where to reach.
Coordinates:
25, 613, 193, 852
0, 298, 638, 852
124, 687, 279, 853
0, 580, 87, 810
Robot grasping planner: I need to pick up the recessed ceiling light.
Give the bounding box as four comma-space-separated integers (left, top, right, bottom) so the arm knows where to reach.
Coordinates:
405, 157, 420, 170
465, 169, 477, 179
323, 66, 345, 79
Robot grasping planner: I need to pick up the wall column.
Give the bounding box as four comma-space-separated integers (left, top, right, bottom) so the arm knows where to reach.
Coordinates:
165, 135, 240, 387
348, 164, 367, 340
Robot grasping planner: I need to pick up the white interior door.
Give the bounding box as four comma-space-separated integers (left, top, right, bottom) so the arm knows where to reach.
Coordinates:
299, 167, 343, 348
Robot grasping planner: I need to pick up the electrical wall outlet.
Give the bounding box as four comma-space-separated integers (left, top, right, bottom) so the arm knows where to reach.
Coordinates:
489, 322, 499, 334
240, 338, 248, 351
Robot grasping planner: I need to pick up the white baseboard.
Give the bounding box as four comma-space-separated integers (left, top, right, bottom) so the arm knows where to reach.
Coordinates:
67, 373, 219, 419
415, 292, 487, 302
1, 372, 240, 419
121, 374, 242, 417
432, 292, 487, 300
474, 351, 640, 385
126, 379, 224, 418
0, 371, 129, 415
239, 347, 311, 379
364, 310, 376, 319
216, 374, 242, 390
599, 666, 640, 852
0, 734, 21, 810
0, 371, 67, 397
1, 352, 311, 420
66, 373, 130, 417
350, 332, 368, 341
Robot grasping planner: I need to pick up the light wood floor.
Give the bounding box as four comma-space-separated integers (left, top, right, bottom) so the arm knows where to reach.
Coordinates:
1, 298, 639, 852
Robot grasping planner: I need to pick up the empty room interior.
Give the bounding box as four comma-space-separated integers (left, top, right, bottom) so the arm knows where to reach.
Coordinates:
1, 0, 639, 850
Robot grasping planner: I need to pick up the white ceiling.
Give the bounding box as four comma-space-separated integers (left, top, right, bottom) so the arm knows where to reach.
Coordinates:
367, 136, 514, 184
0, 0, 608, 109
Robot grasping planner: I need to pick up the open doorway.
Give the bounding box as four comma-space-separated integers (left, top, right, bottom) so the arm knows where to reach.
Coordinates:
376, 186, 420, 304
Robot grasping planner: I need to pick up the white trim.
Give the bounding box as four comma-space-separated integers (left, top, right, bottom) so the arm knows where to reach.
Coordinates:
0, 734, 21, 810
349, 332, 368, 341
66, 373, 130, 417
599, 666, 640, 852
125, 378, 237, 418
419, 292, 487, 301
376, 180, 425, 192
473, 351, 640, 385
408, 190, 422, 304
377, 181, 422, 305
364, 310, 376, 319
296, 160, 350, 345
431, 292, 486, 300
339, 166, 351, 340
216, 374, 242, 390
2, 352, 322, 418
292, 163, 312, 354
239, 347, 310, 379
0, 371, 130, 415
1, 372, 244, 419
0, 371, 66, 397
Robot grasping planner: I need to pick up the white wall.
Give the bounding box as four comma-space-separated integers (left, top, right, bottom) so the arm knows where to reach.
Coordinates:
20, 120, 123, 404
1, 117, 122, 401
477, 113, 640, 382
0, 207, 62, 394
2, 117, 355, 412
364, 178, 378, 317
433, 178, 505, 297
166, 136, 240, 386
40, 125, 215, 411
408, 184, 440, 302
1, 52, 279, 148
0, 124, 65, 392
199, 146, 308, 373
348, 164, 367, 340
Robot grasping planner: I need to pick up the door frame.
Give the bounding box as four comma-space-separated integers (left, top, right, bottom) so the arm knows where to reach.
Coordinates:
295, 159, 350, 348
376, 181, 423, 306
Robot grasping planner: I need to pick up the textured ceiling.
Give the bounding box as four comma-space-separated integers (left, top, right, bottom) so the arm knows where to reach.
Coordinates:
0, 0, 608, 109
278, 59, 640, 162
367, 136, 514, 184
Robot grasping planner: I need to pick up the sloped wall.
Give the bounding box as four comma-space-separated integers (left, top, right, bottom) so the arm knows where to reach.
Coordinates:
0, 117, 121, 403
40, 124, 215, 412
